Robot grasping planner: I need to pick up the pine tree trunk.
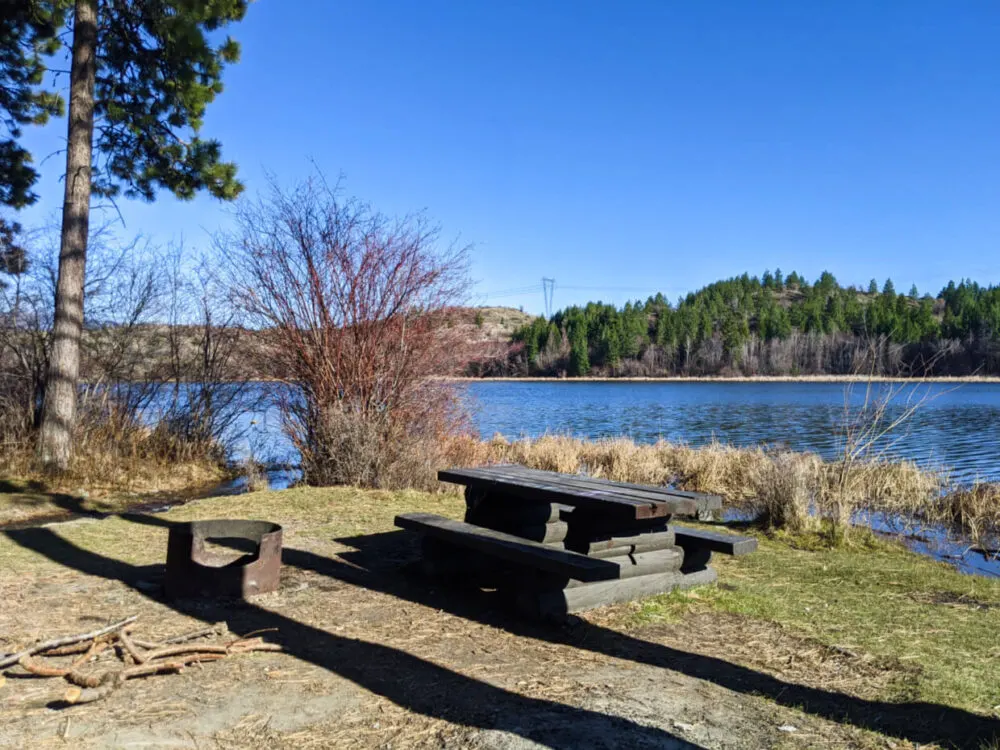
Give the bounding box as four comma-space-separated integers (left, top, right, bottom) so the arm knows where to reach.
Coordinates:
38, 0, 98, 473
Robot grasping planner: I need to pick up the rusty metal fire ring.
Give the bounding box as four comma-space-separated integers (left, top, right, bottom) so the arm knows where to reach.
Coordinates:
165, 519, 283, 599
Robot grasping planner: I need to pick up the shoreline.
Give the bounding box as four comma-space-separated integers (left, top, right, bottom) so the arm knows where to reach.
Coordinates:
445, 374, 1000, 384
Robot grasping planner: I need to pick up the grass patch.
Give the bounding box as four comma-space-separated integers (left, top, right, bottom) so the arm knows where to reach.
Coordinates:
0, 458, 228, 527
0, 486, 465, 570
627, 521, 1000, 715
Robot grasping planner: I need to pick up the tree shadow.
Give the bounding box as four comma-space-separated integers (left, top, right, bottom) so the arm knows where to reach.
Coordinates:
9, 513, 1000, 748
3, 524, 701, 750
122, 513, 998, 749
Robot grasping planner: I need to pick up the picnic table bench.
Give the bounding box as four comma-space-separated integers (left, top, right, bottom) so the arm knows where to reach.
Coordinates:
395, 465, 755, 620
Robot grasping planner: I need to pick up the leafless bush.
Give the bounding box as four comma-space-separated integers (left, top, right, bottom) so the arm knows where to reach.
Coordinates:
818, 339, 950, 540
0, 223, 237, 490
0, 223, 49, 458
222, 174, 472, 489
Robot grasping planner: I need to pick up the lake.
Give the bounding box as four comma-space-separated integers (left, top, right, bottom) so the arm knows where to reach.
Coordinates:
239, 380, 1000, 483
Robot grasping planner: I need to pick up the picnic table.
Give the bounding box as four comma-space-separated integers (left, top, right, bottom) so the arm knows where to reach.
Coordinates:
396, 465, 755, 620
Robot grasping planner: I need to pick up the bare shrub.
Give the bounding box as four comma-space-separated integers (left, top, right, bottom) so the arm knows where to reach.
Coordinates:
0, 224, 234, 492
820, 340, 950, 539
223, 175, 472, 489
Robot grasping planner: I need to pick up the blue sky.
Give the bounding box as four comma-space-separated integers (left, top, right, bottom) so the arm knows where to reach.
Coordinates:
16, 0, 1000, 315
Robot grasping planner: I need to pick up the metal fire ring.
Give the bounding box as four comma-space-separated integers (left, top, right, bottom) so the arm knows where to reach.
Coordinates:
165, 519, 283, 599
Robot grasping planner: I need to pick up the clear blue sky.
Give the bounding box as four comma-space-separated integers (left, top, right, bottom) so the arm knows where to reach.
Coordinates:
17, 0, 1000, 315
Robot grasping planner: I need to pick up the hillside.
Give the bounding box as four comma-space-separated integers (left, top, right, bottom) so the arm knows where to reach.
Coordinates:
58, 306, 537, 382
496, 271, 1000, 378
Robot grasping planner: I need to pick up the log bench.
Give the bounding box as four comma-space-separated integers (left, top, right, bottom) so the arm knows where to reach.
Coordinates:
395, 513, 621, 582
395, 464, 755, 621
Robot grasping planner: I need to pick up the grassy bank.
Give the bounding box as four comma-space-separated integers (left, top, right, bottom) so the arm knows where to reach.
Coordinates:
629, 526, 1000, 714
445, 435, 1000, 547
1, 486, 997, 747
7, 430, 997, 547
0, 426, 231, 527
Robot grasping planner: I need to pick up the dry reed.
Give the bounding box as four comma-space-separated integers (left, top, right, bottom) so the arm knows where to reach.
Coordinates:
0, 405, 228, 497
441, 434, 996, 544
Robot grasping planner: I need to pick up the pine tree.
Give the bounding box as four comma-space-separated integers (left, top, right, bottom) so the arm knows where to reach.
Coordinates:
28, 0, 248, 472
568, 323, 590, 376
0, 2, 64, 209
868, 279, 879, 295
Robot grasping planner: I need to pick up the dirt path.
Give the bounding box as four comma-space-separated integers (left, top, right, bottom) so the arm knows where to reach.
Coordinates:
0, 515, 931, 749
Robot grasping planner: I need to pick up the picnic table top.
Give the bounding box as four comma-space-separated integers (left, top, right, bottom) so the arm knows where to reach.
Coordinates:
438, 464, 721, 521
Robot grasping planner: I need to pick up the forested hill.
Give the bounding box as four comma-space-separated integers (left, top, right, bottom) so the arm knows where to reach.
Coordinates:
491, 271, 1000, 378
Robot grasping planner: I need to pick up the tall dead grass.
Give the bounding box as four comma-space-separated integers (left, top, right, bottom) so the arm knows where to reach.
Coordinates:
0, 405, 228, 497
441, 434, 994, 544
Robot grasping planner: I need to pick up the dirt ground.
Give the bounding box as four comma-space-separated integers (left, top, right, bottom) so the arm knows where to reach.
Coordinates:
0, 508, 978, 749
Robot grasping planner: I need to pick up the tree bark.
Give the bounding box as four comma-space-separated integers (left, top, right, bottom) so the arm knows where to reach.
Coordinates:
38, 0, 98, 473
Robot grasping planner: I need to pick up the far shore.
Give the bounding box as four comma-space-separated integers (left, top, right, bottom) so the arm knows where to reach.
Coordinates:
445, 374, 1000, 384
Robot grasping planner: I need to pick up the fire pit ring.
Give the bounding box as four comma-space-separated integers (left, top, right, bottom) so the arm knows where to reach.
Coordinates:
165, 519, 283, 599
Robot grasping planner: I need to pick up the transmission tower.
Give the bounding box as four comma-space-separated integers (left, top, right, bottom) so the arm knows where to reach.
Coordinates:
542, 277, 556, 318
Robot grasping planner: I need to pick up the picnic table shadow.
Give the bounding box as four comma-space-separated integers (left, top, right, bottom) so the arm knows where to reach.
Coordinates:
9, 515, 1000, 749
4, 521, 701, 750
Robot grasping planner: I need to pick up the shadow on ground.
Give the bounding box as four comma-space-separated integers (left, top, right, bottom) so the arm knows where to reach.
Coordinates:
6, 513, 1000, 749
5, 520, 700, 750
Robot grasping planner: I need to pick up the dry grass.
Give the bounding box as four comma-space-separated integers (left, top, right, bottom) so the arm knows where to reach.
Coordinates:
0, 413, 230, 526
943, 482, 1000, 552
0, 442, 225, 500
442, 434, 995, 543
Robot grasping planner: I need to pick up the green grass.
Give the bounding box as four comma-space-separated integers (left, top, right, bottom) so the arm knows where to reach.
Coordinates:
633, 522, 1000, 715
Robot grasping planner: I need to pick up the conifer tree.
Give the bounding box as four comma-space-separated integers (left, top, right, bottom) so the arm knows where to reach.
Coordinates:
568, 322, 590, 376
21, 0, 249, 471
0, 2, 63, 210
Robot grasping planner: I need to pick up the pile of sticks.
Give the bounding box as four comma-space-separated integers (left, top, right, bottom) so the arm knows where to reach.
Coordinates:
0, 615, 281, 704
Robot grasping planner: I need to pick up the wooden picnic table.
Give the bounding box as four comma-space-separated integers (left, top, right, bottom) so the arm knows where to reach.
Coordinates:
438, 464, 722, 521
395, 464, 753, 621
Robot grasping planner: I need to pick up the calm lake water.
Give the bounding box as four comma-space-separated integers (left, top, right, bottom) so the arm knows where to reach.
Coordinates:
464, 381, 1000, 483
238, 380, 1000, 483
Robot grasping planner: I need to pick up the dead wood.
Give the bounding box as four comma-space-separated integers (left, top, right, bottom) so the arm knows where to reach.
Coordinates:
64, 671, 124, 705
18, 656, 70, 677
118, 628, 147, 664
63, 653, 228, 704
139, 643, 231, 661
7, 618, 282, 706
0, 616, 138, 670
131, 622, 229, 650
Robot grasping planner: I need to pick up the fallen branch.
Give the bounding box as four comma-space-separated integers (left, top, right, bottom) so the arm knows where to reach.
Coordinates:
131, 622, 228, 650
63, 671, 124, 705
63, 653, 228, 704
117, 628, 148, 664
7, 618, 282, 705
0, 616, 138, 670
